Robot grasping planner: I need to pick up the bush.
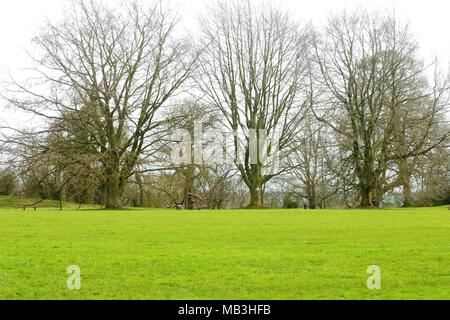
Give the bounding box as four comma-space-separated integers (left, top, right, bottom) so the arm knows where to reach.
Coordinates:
0, 170, 17, 196
283, 194, 299, 209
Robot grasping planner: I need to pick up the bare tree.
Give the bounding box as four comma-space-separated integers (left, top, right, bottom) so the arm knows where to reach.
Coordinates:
198, 0, 311, 208
165, 100, 217, 210
312, 10, 450, 207
286, 115, 338, 209
404, 126, 450, 206
389, 64, 450, 206
2, 0, 195, 208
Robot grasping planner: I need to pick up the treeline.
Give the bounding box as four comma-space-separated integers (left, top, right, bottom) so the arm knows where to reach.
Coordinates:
0, 0, 449, 209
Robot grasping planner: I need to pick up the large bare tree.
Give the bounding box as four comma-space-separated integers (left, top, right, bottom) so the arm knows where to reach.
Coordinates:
2, 0, 195, 208
198, 0, 311, 208
312, 10, 450, 208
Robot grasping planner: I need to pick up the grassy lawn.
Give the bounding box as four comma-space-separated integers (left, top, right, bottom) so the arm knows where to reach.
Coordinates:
0, 206, 449, 300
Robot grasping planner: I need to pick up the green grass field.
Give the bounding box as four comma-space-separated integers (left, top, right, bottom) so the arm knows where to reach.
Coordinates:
0, 206, 449, 300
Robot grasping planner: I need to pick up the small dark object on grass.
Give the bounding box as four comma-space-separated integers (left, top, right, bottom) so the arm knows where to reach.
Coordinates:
174, 202, 184, 211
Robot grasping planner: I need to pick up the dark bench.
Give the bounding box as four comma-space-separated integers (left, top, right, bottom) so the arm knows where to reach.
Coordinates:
23, 205, 38, 211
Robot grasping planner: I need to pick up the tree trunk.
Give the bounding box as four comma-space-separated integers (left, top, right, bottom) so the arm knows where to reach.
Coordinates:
248, 182, 264, 208
358, 162, 378, 208
105, 172, 123, 209
402, 180, 412, 207
184, 180, 194, 210
136, 174, 145, 207
399, 161, 413, 207
182, 164, 196, 210
360, 187, 374, 208
308, 197, 316, 209
307, 182, 317, 210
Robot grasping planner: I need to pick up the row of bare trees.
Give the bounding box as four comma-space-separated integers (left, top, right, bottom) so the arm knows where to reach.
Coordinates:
1, 0, 449, 209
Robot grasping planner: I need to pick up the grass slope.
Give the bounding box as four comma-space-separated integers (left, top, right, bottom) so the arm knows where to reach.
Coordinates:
0, 196, 95, 209
0, 207, 449, 300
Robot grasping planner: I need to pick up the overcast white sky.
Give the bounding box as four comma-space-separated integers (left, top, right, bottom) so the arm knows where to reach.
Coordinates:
1, 0, 450, 125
